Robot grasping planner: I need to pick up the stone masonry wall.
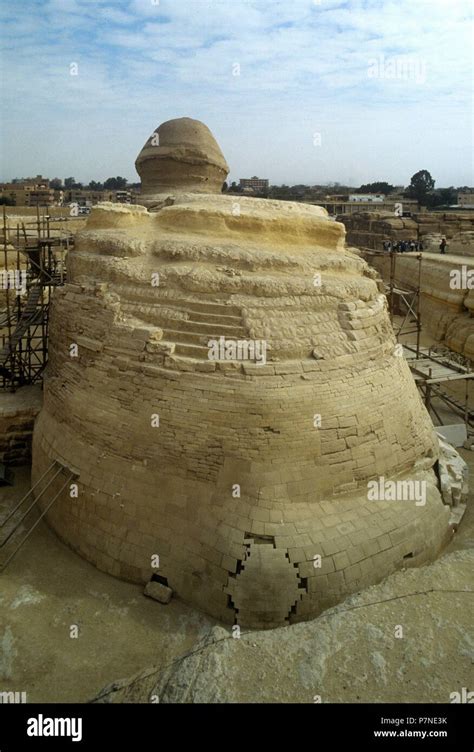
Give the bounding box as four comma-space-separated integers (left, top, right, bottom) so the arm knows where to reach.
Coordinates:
32, 197, 452, 628
0, 386, 42, 466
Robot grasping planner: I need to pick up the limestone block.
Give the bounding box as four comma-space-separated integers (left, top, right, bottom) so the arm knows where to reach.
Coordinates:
437, 434, 469, 508
449, 231, 474, 256
144, 580, 173, 604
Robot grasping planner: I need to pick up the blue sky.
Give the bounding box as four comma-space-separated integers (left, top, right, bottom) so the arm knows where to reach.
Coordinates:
0, 0, 473, 187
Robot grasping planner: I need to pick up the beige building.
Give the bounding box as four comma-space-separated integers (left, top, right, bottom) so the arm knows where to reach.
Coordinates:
64, 189, 114, 205
1, 178, 138, 208
1, 176, 56, 207
317, 196, 418, 216
348, 193, 385, 202
64, 188, 137, 206
458, 192, 474, 208
239, 176, 269, 192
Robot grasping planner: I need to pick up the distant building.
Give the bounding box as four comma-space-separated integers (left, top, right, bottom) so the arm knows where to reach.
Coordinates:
0, 177, 55, 207
325, 194, 348, 202
115, 191, 132, 204
314, 196, 418, 216
348, 193, 385, 203
64, 188, 136, 206
64, 189, 115, 205
239, 176, 269, 193
11, 174, 50, 187
458, 192, 474, 208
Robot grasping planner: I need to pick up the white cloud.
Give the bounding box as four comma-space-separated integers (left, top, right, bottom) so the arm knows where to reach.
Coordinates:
0, 0, 472, 185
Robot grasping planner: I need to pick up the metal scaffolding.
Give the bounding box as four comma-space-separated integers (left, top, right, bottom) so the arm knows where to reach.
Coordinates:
0, 206, 71, 391
360, 247, 473, 432
362, 248, 423, 356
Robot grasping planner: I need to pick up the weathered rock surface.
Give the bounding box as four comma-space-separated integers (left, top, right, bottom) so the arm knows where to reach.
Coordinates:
413, 230, 473, 256
0, 385, 42, 465
365, 251, 474, 360
449, 231, 474, 256
340, 211, 474, 252
437, 435, 469, 507
92, 549, 474, 704
144, 580, 173, 604
135, 117, 229, 203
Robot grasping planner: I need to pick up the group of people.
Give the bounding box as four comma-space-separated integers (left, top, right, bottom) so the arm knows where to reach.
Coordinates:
382, 238, 449, 254
382, 239, 424, 253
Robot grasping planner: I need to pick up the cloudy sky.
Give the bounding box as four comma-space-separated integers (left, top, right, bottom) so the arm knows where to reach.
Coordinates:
0, 0, 472, 187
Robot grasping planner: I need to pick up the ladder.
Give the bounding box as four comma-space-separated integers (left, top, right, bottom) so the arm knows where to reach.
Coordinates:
0, 461, 76, 572
0, 283, 43, 369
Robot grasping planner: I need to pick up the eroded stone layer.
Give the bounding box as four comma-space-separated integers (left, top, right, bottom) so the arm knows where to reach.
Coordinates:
135, 118, 229, 202
32, 197, 451, 627
365, 251, 474, 360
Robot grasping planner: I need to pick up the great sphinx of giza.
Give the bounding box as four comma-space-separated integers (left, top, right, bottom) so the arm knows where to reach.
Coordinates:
32, 117, 453, 628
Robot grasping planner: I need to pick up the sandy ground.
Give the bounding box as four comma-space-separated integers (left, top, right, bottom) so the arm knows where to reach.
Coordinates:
0, 447, 472, 704
0, 467, 215, 703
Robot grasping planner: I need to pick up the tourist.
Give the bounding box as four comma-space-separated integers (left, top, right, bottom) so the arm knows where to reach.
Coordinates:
440, 238, 447, 254
409, 239, 416, 252
419, 240, 424, 251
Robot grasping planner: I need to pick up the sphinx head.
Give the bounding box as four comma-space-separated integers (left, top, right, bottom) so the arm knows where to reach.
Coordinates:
135, 117, 229, 206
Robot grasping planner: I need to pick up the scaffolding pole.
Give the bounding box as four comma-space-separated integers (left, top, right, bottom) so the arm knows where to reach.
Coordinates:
0, 210, 72, 390
360, 247, 473, 432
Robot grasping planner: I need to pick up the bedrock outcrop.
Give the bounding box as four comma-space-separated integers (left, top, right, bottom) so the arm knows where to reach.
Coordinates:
92, 549, 474, 703
365, 251, 474, 360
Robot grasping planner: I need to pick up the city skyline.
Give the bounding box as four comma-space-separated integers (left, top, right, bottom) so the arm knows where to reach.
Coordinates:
2, 174, 472, 191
